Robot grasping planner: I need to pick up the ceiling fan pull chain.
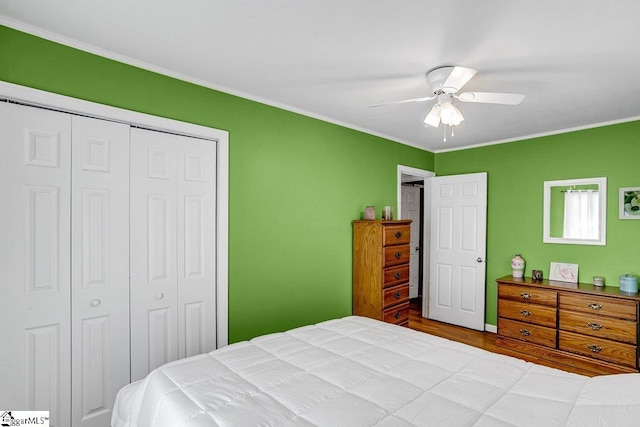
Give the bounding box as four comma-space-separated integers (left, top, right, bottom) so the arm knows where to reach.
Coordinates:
443, 125, 447, 142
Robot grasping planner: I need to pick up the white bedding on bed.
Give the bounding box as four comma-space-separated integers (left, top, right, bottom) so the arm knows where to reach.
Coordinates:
112, 316, 640, 426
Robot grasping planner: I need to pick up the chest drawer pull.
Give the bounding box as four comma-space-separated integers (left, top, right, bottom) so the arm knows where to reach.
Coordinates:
394, 272, 402, 279
520, 292, 532, 299
394, 311, 401, 319
395, 231, 403, 238
587, 344, 603, 353
394, 292, 401, 299
519, 309, 531, 317
394, 252, 402, 259
519, 329, 531, 337
587, 302, 603, 310
587, 322, 603, 330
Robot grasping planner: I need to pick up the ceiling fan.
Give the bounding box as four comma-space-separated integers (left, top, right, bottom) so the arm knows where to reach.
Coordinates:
371, 66, 525, 139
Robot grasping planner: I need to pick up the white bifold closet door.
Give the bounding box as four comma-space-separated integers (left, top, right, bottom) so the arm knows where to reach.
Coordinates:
130, 128, 217, 382
0, 103, 72, 427
70, 115, 131, 427
0, 104, 131, 427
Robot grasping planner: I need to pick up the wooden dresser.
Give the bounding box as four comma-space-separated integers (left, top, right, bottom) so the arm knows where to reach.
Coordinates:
497, 275, 640, 375
353, 220, 412, 325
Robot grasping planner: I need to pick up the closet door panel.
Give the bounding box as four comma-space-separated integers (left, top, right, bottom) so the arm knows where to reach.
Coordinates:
71, 116, 130, 427
0, 102, 71, 427
130, 128, 179, 381
177, 137, 217, 358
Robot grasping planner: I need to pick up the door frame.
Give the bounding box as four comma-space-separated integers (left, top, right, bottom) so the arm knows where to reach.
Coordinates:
397, 165, 435, 317
0, 81, 230, 347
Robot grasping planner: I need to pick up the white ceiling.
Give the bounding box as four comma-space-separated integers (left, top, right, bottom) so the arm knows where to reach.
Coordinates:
2, 0, 640, 152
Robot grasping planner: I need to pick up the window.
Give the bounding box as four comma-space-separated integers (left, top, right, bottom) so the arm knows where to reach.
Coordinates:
563, 190, 599, 239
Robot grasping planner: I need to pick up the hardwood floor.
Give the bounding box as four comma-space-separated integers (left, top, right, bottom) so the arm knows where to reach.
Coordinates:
408, 304, 600, 377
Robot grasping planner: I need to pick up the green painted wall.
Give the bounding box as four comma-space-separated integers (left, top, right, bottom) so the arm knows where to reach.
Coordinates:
5, 24, 638, 335
435, 123, 640, 325
0, 26, 434, 342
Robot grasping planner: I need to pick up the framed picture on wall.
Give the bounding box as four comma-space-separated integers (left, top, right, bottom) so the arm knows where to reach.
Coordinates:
549, 262, 579, 283
619, 187, 640, 219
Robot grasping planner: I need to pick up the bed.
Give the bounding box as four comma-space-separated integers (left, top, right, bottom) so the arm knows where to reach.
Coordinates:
112, 316, 640, 426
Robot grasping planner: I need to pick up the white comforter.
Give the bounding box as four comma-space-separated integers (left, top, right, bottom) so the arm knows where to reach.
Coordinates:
113, 316, 640, 426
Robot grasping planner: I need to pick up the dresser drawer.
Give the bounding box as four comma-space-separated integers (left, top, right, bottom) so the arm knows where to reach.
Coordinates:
498, 284, 557, 307
383, 225, 411, 246
559, 294, 637, 321
499, 299, 557, 328
498, 318, 557, 348
559, 330, 637, 368
383, 302, 409, 324
383, 244, 410, 267
383, 284, 409, 308
383, 264, 410, 288
559, 310, 637, 344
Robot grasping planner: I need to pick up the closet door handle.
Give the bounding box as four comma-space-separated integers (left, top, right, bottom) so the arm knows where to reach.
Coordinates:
90, 299, 101, 307
156, 292, 164, 300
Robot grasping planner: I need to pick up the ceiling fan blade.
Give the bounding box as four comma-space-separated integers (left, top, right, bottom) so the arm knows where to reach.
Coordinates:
456, 92, 525, 105
442, 66, 477, 93
369, 95, 436, 108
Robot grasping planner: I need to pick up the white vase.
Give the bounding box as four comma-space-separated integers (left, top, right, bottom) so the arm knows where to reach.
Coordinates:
511, 254, 525, 278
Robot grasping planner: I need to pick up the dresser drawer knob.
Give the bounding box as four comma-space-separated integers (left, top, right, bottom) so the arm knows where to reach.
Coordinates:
519, 329, 531, 337
519, 310, 531, 317
520, 292, 532, 299
587, 322, 603, 330
395, 231, 403, 238
587, 302, 603, 310
394, 272, 402, 279
394, 291, 401, 299
394, 252, 402, 259
394, 311, 401, 319
587, 344, 603, 353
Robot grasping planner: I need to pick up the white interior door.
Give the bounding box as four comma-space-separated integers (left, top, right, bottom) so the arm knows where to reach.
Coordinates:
401, 185, 421, 299
428, 172, 487, 330
130, 128, 179, 381
70, 115, 130, 427
176, 135, 217, 359
130, 128, 217, 381
0, 103, 72, 427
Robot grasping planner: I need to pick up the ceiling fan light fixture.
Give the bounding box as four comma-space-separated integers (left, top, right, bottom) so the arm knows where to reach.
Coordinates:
424, 104, 441, 127
439, 101, 464, 126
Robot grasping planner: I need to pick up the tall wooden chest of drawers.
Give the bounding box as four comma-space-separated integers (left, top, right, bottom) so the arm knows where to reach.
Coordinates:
353, 220, 412, 325
497, 276, 640, 375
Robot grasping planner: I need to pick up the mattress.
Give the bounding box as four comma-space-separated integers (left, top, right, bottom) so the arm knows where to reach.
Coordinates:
112, 316, 640, 427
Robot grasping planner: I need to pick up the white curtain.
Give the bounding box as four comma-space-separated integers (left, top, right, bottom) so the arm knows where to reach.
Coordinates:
563, 190, 599, 239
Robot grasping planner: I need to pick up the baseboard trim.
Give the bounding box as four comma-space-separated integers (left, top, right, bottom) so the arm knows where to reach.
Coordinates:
484, 324, 497, 334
